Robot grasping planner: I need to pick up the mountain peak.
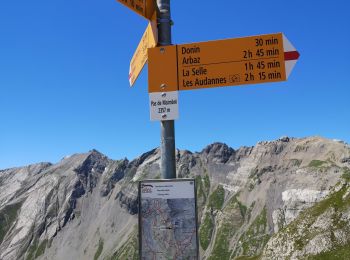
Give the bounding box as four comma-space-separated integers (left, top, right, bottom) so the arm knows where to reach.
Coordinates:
200, 142, 235, 164
88, 149, 104, 156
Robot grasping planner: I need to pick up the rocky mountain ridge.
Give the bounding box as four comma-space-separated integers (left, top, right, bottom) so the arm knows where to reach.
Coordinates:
1, 136, 350, 259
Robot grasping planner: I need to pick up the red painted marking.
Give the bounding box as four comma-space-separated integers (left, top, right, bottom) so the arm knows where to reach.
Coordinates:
284, 51, 300, 61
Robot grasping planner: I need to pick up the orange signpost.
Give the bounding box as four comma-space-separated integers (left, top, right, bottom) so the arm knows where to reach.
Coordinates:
116, 0, 155, 20
148, 33, 300, 93
129, 12, 158, 86
178, 33, 287, 91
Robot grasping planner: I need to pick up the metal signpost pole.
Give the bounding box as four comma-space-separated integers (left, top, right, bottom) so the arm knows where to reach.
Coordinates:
157, 0, 176, 179
115, 0, 300, 257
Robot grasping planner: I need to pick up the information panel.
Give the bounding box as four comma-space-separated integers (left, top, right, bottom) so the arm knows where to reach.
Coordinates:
139, 179, 199, 259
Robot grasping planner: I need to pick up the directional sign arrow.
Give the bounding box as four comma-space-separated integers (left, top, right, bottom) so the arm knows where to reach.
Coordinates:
283, 34, 300, 79
129, 12, 158, 87
148, 33, 300, 93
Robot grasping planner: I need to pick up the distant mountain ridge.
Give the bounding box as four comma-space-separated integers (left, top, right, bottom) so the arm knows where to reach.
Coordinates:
1, 136, 350, 259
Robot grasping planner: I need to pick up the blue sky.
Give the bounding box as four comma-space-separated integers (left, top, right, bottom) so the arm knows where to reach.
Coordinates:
0, 0, 349, 169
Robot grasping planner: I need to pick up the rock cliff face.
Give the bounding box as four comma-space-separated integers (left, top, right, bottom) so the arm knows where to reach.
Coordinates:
0, 136, 350, 259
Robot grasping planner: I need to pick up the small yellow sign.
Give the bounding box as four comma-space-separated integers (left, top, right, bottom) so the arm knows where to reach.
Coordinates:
129, 12, 158, 86
148, 33, 289, 93
116, 0, 155, 20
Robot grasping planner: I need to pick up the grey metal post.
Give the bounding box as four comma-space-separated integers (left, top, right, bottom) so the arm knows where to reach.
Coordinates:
157, 0, 176, 179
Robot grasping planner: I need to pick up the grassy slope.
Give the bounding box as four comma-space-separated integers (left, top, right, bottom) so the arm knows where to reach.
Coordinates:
262, 170, 350, 259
